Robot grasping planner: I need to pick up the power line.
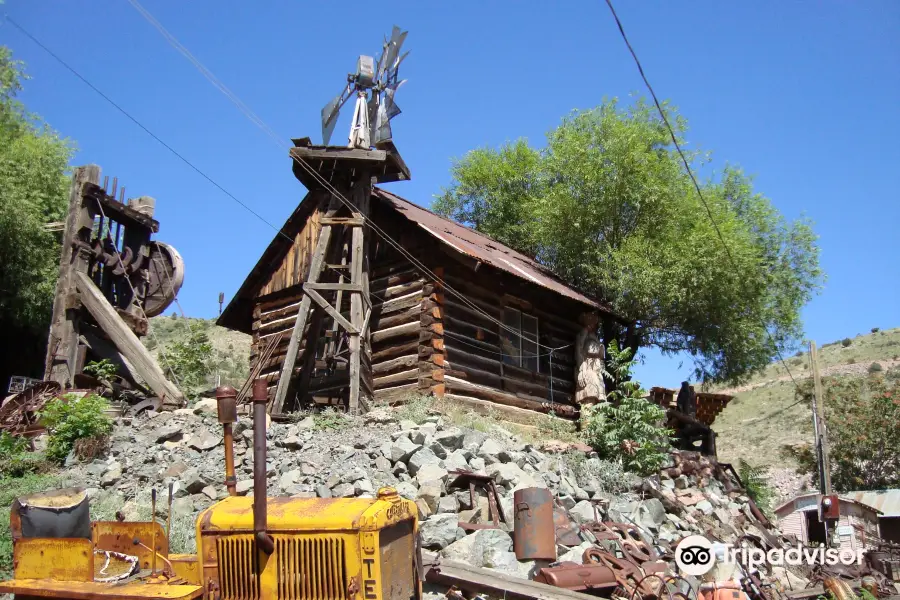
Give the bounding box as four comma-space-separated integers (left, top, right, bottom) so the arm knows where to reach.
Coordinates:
123, 2, 571, 352
602, 0, 802, 390
2, 14, 292, 245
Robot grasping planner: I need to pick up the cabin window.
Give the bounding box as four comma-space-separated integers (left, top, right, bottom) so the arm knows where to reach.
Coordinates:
500, 308, 539, 372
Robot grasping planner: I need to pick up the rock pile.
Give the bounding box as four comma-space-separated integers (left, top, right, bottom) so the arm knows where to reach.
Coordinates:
60, 403, 806, 592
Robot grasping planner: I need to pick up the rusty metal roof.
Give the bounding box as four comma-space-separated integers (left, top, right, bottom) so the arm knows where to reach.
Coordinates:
846, 490, 900, 517
774, 491, 895, 517
373, 187, 615, 314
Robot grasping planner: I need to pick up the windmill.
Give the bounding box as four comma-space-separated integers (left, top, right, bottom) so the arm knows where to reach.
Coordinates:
273, 27, 412, 416
320, 26, 408, 149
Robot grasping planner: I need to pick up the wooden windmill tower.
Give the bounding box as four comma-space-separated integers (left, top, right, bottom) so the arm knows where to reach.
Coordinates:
272, 27, 411, 415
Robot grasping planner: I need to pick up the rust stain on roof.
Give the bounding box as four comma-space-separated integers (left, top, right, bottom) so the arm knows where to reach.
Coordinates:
373, 187, 611, 312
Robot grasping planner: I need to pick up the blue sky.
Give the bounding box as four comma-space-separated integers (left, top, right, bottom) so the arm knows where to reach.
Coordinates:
3, 1, 898, 387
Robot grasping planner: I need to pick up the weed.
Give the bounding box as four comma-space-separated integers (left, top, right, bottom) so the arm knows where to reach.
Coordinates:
83, 359, 118, 382
394, 394, 435, 424
847, 358, 856, 364
0, 433, 53, 477
841, 338, 852, 348
561, 452, 633, 494
738, 459, 775, 516
312, 408, 349, 431
868, 362, 883, 373
872, 328, 880, 334
39, 393, 113, 463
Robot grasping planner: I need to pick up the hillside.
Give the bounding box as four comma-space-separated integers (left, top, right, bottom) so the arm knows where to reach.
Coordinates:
144, 316, 251, 393
712, 326, 900, 496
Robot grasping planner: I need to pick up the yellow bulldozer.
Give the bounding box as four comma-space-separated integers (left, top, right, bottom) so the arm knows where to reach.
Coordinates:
0, 380, 422, 600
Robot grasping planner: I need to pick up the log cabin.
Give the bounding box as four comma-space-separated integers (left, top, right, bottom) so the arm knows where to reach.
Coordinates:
218, 176, 625, 423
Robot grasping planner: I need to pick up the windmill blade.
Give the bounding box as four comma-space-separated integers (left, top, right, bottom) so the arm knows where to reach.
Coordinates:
373, 103, 393, 144
321, 85, 350, 146
381, 26, 408, 81
383, 80, 405, 120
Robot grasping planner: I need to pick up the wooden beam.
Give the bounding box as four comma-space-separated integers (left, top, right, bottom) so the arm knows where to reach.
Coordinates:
74, 272, 184, 406
372, 321, 419, 343
45, 165, 100, 385
422, 553, 597, 600
304, 282, 363, 292
372, 354, 418, 375
303, 285, 357, 333
272, 224, 333, 414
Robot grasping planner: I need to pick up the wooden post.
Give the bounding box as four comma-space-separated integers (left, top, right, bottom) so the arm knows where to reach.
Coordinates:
74, 272, 184, 406
348, 171, 371, 414
45, 165, 101, 385
271, 223, 333, 414
809, 342, 832, 495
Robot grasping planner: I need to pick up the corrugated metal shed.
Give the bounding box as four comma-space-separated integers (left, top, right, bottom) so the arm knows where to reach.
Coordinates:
775, 492, 886, 516
373, 188, 616, 315
846, 490, 900, 517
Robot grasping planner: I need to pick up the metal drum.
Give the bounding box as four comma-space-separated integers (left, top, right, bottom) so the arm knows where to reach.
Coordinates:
513, 487, 556, 561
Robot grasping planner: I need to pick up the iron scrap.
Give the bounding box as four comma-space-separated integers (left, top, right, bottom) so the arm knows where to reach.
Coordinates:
447, 469, 507, 531
0, 381, 61, 437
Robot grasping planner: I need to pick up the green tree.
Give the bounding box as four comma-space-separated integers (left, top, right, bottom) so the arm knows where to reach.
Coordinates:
792, 373, 900, 491
0, 47, 74, 384
580, 340, 673, 475
434, 98, 822, 384
159, 321, 213, 398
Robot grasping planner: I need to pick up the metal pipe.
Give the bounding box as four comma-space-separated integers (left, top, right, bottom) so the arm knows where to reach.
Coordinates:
150, 488, 157, 575
252, 379, 274, 554
216, 385, 238, 497
166, 482, 173, 552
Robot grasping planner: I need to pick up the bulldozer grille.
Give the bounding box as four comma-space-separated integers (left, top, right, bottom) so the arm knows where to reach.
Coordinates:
217, 536, 261, 600
276, 536, 347, 600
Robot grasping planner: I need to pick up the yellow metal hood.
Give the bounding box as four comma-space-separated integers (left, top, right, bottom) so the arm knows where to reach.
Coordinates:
198, 496, 391, 533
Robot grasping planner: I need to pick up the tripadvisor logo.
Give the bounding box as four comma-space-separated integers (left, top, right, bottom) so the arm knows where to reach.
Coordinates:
675, 535, 864, 575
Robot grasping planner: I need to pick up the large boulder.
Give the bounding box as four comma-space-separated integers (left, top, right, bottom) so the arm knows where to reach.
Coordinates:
408, 448, 441, 475
441, 529, 518, 573
188, 431, 222, 451
386, 436, 420, 463
443, 450, 469, 473
416, 464, 449, 486
433, 428, 465, 451
417, 483, 442, 514
569, 500, 597, 525
478, 439, 504, 464
419, 514, 458, 550
486, 463, 542, 490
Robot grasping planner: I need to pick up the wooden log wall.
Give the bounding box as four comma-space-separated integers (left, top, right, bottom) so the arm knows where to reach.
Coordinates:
369, 258, 427, 405
437, 265, 581, 420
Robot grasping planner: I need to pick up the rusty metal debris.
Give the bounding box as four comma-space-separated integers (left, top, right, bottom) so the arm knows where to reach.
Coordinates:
0, 381, 61, 436
513, 487, 556, 561
447, 469, 507, 531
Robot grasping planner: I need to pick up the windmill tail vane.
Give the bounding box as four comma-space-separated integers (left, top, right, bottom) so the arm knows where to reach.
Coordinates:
320, 26, 409, 149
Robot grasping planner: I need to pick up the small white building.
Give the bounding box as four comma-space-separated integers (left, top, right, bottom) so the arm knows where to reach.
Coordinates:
775, 493, 882, 551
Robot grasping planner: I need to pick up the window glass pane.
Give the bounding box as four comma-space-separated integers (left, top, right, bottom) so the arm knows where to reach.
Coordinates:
522, 314, 538, 372
501, 308, 521, 367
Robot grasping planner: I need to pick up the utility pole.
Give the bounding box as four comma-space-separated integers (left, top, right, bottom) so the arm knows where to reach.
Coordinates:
809, 341, 832, 495
218, 292, 224, 317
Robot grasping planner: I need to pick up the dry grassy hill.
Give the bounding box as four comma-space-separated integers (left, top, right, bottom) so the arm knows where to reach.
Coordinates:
713, 326, 900, 469
144, 316, 251, 392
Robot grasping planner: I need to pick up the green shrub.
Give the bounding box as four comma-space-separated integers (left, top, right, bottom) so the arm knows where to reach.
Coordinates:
158, 321, 213, 399
0, 433, 52, 477
83, 359, 118, 381
580, 340, 673, 475
39, 393, 113, 463
841, 338, 852, 348
738, 459, 775, 516
562, 452, 634, 494
847, 358, 856, 364
871, 327, 880, 334
868, 362, 883, 373
394, 394, 434, 424
312, 407, 349, 431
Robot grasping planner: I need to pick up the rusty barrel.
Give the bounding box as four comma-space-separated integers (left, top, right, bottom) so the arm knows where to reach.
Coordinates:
513, 487, 556, 561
